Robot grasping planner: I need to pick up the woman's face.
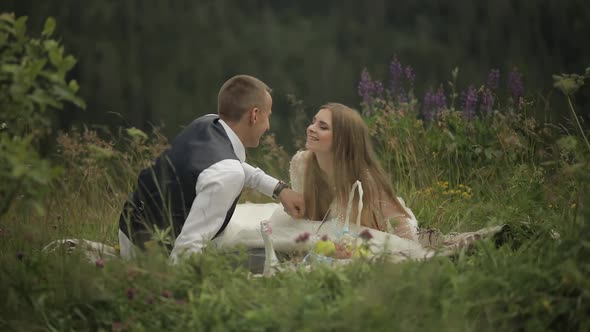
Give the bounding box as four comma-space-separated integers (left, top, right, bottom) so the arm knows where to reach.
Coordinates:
306, 108, 333, 154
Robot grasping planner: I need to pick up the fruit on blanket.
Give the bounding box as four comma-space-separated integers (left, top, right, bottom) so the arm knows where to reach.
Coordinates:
353, 245, 371, 258
334, 243, 353, 259
314, 238, 336, 256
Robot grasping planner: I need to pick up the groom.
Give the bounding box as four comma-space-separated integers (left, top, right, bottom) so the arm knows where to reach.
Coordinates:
118, 75, 304, 260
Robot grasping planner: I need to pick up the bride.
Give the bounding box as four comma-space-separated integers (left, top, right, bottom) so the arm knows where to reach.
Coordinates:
214, 103, 433, 261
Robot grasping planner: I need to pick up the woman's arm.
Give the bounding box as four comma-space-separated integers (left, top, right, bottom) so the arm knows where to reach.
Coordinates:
379, 196, 415, 240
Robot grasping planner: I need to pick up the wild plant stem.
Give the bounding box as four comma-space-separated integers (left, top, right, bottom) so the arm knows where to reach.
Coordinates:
567, 96, 590, 153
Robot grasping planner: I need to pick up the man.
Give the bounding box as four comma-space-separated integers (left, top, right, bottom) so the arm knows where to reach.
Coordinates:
118, 75, 304, 260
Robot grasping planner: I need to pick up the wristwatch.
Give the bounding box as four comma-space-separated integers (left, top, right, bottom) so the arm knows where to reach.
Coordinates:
272, 180, 289, 200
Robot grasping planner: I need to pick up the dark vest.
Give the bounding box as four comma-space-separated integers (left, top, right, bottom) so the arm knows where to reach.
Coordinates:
119, 115, 241, 251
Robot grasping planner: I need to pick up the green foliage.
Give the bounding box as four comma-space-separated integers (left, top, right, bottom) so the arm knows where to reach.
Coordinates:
0, 133, 61, 216
0, 13, 84, 219
2, 74, 587, 330
0, 13, 85, 141
0, 10, 589, 332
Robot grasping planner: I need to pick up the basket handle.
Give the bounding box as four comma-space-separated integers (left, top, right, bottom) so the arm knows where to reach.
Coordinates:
343, 180, 364, 231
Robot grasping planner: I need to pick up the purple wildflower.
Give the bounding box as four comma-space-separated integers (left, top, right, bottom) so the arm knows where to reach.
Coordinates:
434, 85, 447, 111
422, 85, 447, 122
374, 80, 384, 99
358, 68, 375, 103
397, 89, 408, 104
389, 56, 404, 96
508, 67, 524, 105
95, 258, 105, 268
462, 86, 478, 119
422, 88, 436, 121
405, 65, 415, 86
161, 290, 173, 298
480, 87, 494, 113
126, 287, 136, 300
486, 69, 500, 91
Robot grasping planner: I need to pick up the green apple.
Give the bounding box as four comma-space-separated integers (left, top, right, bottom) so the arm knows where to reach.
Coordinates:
314, 239, 336, 257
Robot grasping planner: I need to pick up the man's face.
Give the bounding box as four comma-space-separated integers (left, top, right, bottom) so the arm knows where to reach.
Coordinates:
247, 91, 272, 148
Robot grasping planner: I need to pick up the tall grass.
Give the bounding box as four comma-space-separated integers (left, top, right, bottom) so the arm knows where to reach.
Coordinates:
1, 67, 589, 331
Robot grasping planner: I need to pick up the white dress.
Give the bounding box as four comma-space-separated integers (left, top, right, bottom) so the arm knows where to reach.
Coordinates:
213, 151, 432, 261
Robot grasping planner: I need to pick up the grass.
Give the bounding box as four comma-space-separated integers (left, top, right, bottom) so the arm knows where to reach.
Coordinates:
1, 87, 590, 331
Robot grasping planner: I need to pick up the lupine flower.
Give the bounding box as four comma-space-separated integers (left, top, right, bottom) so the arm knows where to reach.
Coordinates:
397, 90, 409, 104
422, 88, 436, 121
389, 56, 404, 96
358, 68, 375, 103
486, 69, 500, 91
422, 85, 447, 122
161, 290, 173, 298
508, 67, 524, 105
434, 85, 447, 111
405, 65, 415, 86
480, 87, 494, 113
126, 287, 136, 300
95, 258, 105, 268
359, 229, 373, 241
295, 232, 311, 243
374, 80, 384, 99
462, 86, 478, 119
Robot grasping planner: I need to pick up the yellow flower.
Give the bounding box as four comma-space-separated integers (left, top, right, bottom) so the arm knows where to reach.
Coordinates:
443, 190, 450, 195
570, 203, 577, 209
542, 299, 552, 312
114, 244, 121, 252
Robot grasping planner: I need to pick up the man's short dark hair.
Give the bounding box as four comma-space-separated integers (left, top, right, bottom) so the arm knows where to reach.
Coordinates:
217, 75, 271, 122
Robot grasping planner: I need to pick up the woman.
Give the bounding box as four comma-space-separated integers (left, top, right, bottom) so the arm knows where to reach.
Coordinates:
290, 102, 417, 239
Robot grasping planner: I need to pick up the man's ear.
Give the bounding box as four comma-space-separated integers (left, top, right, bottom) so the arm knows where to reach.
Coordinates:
249, 107, 259, 124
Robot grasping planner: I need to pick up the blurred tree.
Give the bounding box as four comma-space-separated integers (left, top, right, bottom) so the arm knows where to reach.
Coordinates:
3, 0, 589, 144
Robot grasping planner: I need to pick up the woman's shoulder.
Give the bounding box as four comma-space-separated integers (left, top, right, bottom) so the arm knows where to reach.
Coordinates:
289, 150, 310, 192
291, 150, 310, 162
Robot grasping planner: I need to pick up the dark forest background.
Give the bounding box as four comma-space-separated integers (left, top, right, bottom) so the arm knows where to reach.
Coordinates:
4, 0, 590, 143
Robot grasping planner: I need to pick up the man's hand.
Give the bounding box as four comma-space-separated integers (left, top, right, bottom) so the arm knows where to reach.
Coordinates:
278, 189, 305, 219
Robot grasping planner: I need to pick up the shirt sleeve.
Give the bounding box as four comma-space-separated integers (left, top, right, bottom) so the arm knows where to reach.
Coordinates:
241, 162, 279, 197
170, 159, 245, 260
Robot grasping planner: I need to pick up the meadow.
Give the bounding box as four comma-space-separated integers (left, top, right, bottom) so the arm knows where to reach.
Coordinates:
1, 14, 590, 331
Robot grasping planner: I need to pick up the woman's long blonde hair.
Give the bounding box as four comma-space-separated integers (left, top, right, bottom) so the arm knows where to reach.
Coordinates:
303, 103, 408, 231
